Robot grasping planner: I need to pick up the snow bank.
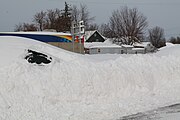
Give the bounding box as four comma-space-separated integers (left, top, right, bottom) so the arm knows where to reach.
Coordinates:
0, 36, 180, 120
157, 43, 180, 57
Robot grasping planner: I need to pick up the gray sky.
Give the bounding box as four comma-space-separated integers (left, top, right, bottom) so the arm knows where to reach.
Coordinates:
1, 0, 180, 38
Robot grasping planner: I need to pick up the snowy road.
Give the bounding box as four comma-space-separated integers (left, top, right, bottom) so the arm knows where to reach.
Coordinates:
119, 103, 180, 120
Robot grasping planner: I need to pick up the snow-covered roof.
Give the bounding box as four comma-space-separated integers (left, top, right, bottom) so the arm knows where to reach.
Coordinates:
89, 45, 122, 49
0, 31, 72, 36
84, 41, 121, 49
132, 48, 145, 50
133, 42, 147, 47
121, 44, 134, 48
85, 30, 96, 41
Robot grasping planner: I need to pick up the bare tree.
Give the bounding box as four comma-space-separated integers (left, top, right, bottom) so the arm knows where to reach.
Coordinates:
14, 2, 96, 33
14, 23, 37, 32
87, 23, 99, 31
44, 8, 62, 31
169, 36, 180, 44
45, 9, 60, 29
14, 23, 24, 32
148, 26, 166, 48
109, 6, 148, 45
32, 2, 71, 32
44, 2, 72, 32
71, 5, 80, 22
80, 4, 95, 30
71, 4, 95, 29
99, 23, 115, 38
169, 37, 176, 44
33, 11, 47, 31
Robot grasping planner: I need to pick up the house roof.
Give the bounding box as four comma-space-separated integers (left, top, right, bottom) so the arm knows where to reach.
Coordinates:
0, 31, 71, 36
84, 30, 105, 42
121, 45, 134, 48
85, 30, 96, 41
133, 42, 151, 47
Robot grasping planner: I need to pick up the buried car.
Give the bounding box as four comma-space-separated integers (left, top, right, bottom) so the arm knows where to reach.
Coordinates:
25, 49, 52, 65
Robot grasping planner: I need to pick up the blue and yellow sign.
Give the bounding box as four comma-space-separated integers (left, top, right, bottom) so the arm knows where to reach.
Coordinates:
0, 32, 72, 42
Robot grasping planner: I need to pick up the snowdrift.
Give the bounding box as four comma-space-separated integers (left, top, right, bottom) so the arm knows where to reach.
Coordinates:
0, 36, 180, 120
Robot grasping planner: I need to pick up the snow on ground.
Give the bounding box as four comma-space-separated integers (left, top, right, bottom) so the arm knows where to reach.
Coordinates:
0, 36, 180, 120
157, 43, 180, 57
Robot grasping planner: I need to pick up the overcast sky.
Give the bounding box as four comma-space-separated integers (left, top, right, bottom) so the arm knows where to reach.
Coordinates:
0, 0, 180, 38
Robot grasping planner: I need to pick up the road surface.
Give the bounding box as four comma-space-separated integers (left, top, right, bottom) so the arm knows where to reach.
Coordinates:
119, 103, 180, 120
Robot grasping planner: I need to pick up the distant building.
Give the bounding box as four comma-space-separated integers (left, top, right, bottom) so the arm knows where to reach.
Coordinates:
84, 42, 124, 54
84, 40, 155, 54
0, 32, 84, 54
121, 45, 134, 54
85, 30, 105, 42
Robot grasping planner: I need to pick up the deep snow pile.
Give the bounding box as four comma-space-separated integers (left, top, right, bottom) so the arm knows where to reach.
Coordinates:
0, 36, 180, 120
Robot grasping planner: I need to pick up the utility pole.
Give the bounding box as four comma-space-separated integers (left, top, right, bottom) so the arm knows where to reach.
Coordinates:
78, 20, 85, 54
71, 21, 76, 52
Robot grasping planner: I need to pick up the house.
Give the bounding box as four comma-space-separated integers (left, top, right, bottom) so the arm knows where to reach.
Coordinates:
133, 42, 155, 53
85, 43, 124, 54
84, 40, 125, 54
121, 45, 134, 54
145, 43, 156, 52
84, 39, 155, 54
85, 30, 105, 42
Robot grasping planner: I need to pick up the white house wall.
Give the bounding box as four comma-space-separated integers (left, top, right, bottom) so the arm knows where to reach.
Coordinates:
89, 48, 124, 54
88, 47, 146, 54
